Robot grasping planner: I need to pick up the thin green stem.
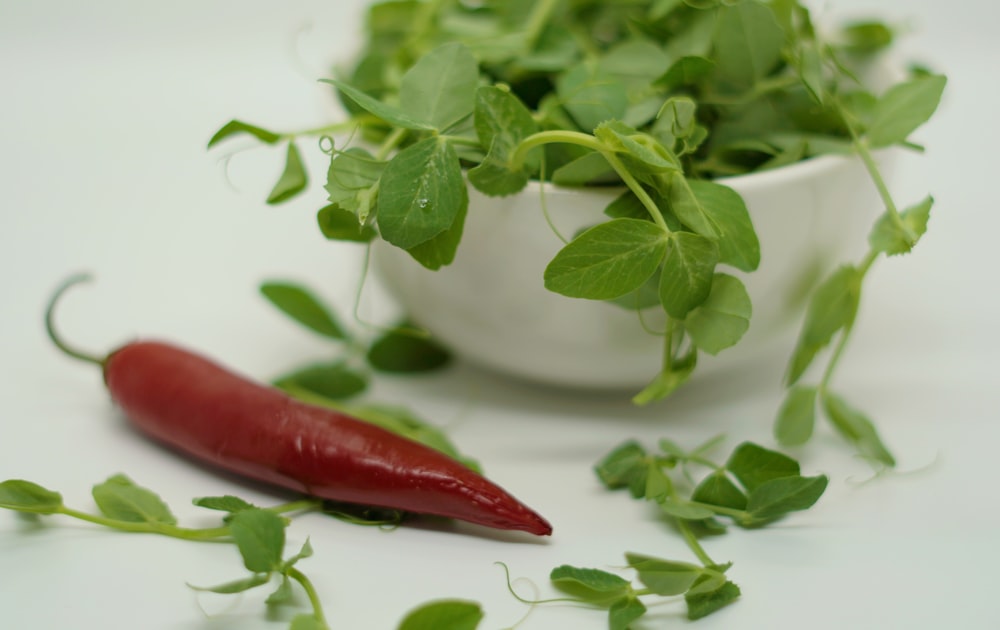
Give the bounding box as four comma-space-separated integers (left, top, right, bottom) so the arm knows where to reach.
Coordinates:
59, 507, 231, 541
44, 274, 106, 368
818, 249, 877, 398
287, 567, 330, 628
281, 119, 375, 140
677, 519, 716, 567
602, 152, 671, 233
511, 130, 606, 168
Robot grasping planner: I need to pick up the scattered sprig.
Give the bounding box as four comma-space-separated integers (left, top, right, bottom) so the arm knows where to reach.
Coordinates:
0, 475, 330, 628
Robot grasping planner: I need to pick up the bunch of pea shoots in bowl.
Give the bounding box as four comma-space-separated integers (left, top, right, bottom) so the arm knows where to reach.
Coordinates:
210, 0, 945, 467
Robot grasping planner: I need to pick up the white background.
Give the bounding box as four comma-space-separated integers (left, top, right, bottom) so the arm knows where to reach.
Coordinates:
1, 1, 998, 628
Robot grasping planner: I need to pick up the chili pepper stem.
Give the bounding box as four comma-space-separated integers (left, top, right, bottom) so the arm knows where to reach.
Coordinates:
45, 273, 107, 368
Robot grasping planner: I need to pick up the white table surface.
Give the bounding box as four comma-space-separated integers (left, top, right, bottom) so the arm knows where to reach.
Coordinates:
2, 1, 997, 628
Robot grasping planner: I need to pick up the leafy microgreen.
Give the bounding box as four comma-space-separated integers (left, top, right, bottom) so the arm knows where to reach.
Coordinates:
684, 273, 752, 355
396, 599, 484, 630
586, 437, 828, 622
0, 479, 64, 514
869, 195, 933, 256
260, 281, 347, 341
208, 120, 282, 147
544, 218, 669, 300
377, 136, 466, 251
550, 565, 632, 604
399, 42, 478, 131
193, 495, 258, 514
91, 474, 177, 526
273, 362, 369, 401
774, 385, 818, 447
366, 325, 452, 373
659, 232, 719, 319
317, 203, 377, 243
267, 142, 309, 205
866, 74, 947, 148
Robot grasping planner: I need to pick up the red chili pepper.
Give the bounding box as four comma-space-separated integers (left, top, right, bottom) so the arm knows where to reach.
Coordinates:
45, 275, 552, 536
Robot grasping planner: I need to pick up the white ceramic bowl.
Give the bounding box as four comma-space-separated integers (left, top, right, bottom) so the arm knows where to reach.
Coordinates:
373, 150, 894, 390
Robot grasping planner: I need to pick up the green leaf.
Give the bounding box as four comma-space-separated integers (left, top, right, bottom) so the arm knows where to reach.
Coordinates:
822, 392, 896, 466
324, 147, 384, 223
660, 498, 716, 521
400, 43, 479, 131
657, 56, 715, 91
189, 573, 272, 594
405, 194, 468, 270
273, 362, 368, 401
377, 136, 466, 250
317, 204, 377, 243
659, 231, 719, 319
774, 386, 818, 446
644, 464, 672, 502
594, 441, 650, 498
91, 474, 176, 525
259, 281, 347, 341
785, 265, 862, 385
868, 196, 933, 256
228, 508, 287, 574
839, 21, 895, 53
684, 181, 760, 272
397, 599, 484, 630
471, 86, 539, 165
468, 86, 538, 196
550, 565, 631, 604
557, 62, 629, 132
0, 480, 63, 514
267, 142, 308, 205
193, 495, 257, 514
691, 472, 748, 511
725, 442, 800, 492
685, 273, 752, 355
712, 1, 786, 91
366, 326, 451, 373
609, 596, 647, 630
544, 218, 669, 300
207, 120, 281, 148
867, 74, 947, 148
745, 474, 829, 520
321, 78, 436, 131
685, 578, 741, 620
625, 553, 702, 596
668, 175, 719, 240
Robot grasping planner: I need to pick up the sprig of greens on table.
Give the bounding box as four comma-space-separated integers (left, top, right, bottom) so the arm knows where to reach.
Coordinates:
211, 0, 945, 466
2, 436, 824, 629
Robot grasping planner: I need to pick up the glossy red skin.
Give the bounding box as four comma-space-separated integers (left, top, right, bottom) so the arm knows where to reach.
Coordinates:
103, 341, 552, 536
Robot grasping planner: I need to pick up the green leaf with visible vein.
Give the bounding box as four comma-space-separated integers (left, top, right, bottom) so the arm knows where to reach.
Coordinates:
609, 596, 647, 630
867, 74, 947, 148
91, 475, 176, 525
684, 180, 760, 272
746, 475, 829, 520
399, 43, 478, 131
0, 480, 63, 514
378, 137, 466, 250
685, 273, 752, 355
550, 565, 632, 604
227, 508, 287, 574
625, 553, 702, 596
544, 218, 669, 300
726, 443, 799, 492
659, 231, 719, 319
321, 78, 436, 130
